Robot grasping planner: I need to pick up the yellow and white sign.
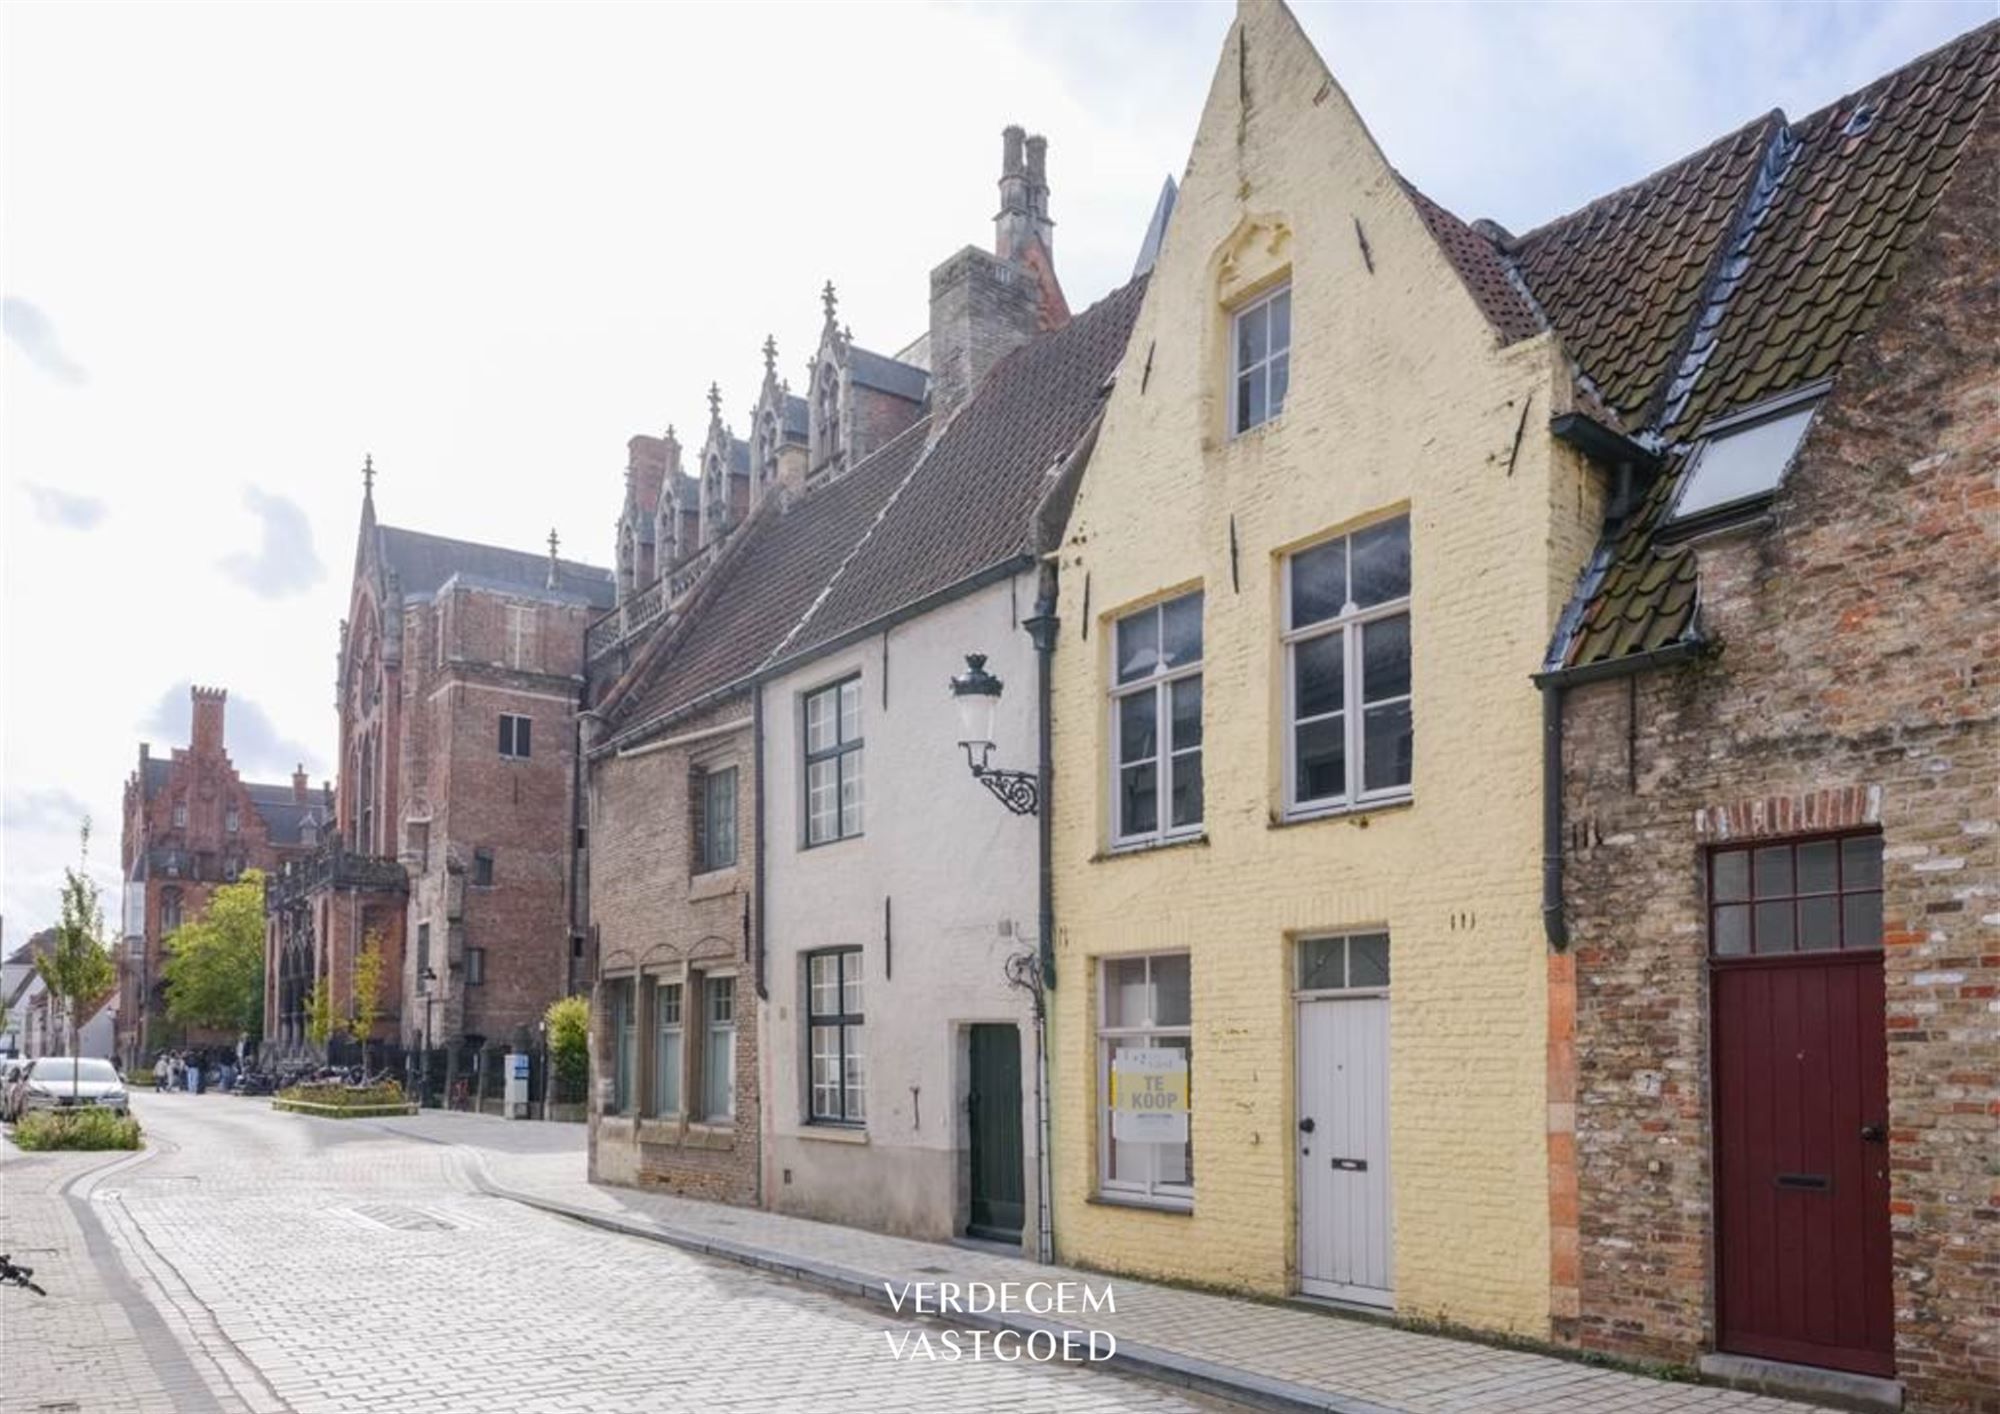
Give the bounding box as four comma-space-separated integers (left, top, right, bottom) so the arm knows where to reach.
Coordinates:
1110, 1047, 1188, 1143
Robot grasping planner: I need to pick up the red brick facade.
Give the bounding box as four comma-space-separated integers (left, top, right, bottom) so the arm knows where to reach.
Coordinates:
1556, 105, 1998, 1411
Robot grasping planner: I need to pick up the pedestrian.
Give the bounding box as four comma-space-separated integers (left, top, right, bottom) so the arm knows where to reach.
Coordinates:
153, 1052, 168, 1091
185, 1053, 200, 1094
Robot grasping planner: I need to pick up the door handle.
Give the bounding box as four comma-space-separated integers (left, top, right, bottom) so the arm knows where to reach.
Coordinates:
1860, 1123, 1886, 1144
1298, 1117, 1315, 1134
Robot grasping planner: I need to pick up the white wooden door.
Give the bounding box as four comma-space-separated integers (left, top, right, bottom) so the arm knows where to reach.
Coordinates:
1297, 993, 1392, 1304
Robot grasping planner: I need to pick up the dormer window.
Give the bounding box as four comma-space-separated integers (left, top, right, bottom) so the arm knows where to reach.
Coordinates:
173, 799, 188, 829
1666, 386, 1824, 534
225, 806, 240, 834
1231, 284, 1291, 435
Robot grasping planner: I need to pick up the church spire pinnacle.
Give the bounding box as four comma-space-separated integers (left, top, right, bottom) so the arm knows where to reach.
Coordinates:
362, 453, 375, 500
546, 528, 560, 589
763, 334, 778, 377
707, 382, 722, 423
821, 280, 838, 326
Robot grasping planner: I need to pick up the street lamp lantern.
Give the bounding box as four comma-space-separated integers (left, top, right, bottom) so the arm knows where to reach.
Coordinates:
947, 652, 1038, 816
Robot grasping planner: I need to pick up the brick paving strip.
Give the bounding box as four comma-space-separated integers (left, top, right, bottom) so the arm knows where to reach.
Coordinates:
366, 1112, 1831, 1414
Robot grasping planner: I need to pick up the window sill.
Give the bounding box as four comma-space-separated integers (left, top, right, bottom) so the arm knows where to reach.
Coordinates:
1092, 833, 1208, 864
1088, 1192, 1193, 1216
688, 868, 740, 902
684, 1121, 736, 1151
802, 833, 864, 853
797, 1123, 868, 1145
1272, 795, 1413, 830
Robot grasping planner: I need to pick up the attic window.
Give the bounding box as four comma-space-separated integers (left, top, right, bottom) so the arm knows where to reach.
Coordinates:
1669, 394, 1822, 530
1843, 104, 1876, 137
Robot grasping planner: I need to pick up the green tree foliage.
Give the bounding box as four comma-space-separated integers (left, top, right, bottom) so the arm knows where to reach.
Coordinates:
305, 977, 335, 1049
163, 870, 267, 1037
37, 823, 118, 1074
350, 931, 386, 1068
545, 994, 590, 1089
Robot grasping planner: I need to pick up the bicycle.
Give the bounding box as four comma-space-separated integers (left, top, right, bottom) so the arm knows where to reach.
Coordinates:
1, 1254, 46, 1296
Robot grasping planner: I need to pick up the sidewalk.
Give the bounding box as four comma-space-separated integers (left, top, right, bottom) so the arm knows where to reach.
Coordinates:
0, 1143, 212, 1414
374, 1111, 1833, 1414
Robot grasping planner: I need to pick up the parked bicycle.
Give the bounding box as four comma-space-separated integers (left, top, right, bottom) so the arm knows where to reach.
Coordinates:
1, 1255, 46, 1296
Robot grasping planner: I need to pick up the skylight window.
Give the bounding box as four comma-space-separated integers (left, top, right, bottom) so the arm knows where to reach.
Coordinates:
1671, 398, 1820, 524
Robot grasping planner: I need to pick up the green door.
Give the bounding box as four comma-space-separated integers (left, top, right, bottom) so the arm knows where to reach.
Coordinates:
967, 1024, 1025, 1242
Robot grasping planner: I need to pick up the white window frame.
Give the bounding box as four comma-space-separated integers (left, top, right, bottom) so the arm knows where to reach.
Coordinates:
805, 948, 865, 1126
701, 974, 736, 1122
1109, 593, 1204, 849
606, 976, 636, 1116
1295, 931, 1392, 999
651, 978, 684, 1119
802, 676, 863, 847
1230, 282, 1292, 436
499, 712, 532, 760
1097, 952, 1193, 1208
1281, 517, 1413, 819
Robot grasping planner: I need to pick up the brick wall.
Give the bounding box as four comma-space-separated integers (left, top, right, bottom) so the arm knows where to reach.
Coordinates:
586, 693, 761, 1206
1559, 110, 1997, 1411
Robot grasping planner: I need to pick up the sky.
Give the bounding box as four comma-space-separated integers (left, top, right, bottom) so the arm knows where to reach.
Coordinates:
3, 0, 1989, 935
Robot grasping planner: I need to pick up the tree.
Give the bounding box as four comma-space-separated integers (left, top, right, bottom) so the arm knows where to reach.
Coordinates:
305, 977, 335, 1049
37, 823, 117, 1096
350, 931, 386, 1071
163, 870, 266, 1042
545, 994, 589, 1095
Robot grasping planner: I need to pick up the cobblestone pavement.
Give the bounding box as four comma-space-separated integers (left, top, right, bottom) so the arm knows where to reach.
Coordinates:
5, 1095, 1228, 1414
369, 1110, 1837, 1414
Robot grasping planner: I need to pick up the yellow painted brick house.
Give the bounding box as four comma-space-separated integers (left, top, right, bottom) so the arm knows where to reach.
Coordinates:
1047, 0, 1603, 1335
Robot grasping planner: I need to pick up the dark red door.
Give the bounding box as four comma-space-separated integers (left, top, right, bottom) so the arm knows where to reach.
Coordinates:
1713, 951, 1894, 1376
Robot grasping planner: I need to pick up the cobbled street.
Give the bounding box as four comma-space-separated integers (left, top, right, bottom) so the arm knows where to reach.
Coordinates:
2, 1095, 1229, 1414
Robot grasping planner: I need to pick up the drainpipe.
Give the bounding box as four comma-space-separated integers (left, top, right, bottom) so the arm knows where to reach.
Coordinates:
1540, 679, 1568, 951
1023, 564, 1061, 1265
1536, 638, 1709, 951
753, 688, 767, 1003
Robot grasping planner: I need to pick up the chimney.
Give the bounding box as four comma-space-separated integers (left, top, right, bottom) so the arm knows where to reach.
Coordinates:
995, 125, 1033, 261
293, 763, 308, 804
930, 125, 1067, 420
191, 686, 226, 758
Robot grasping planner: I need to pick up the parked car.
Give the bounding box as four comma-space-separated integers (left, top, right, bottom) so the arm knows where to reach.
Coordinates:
0, 1058, 28, 1121
14, 1058, 129, 1116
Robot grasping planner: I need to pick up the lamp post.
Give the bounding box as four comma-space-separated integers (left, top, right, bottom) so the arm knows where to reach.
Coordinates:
420, 966, 438, 1104
948, 654, 1039, 815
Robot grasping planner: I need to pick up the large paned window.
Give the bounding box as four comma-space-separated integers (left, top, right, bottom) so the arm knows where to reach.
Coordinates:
1111, 593, 1204, 846
806, 949, 866, 1125
1283, 515, 1413, 815
697, 767, 739, 872
1098, 953, 1193, 1206
651, 981, 683, 1117
1709, 833, 1883, 957
1231, 284, 1291, 435
702, 977, 736, 1121
606, 978, 635, 1116
499, 712, 532, 759
804, 677, 863, 845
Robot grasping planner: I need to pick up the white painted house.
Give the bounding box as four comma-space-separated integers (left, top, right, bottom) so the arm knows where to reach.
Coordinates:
754, 263, 1146, 1251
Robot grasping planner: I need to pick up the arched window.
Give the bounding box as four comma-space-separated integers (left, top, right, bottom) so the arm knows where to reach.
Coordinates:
815, 365, 840, 463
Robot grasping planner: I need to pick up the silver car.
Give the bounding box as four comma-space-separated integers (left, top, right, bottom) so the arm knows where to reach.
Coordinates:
16, 1057, 130, 1116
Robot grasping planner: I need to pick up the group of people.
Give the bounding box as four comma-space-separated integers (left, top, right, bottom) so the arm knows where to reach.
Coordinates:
150, 1049, 237, 1094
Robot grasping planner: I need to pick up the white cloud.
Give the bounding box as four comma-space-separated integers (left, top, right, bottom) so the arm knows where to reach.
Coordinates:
220, 487, 324, 598
2, 0, 1987, 929
1, 296, 86, 385
24, 482, 107, 530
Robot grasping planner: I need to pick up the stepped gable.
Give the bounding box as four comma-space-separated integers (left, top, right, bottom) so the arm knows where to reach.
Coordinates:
780, 277, 1147, 663
1551, 21, 1999, 672
599, 417, 932, 739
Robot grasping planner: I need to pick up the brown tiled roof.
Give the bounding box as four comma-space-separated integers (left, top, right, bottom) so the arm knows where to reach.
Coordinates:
778, 277, 1146, 663
1663, 23, 2000, 434
1399, 179, 1545, 346
1514, 115, 1780, 429
599, 420, 929, 738
1551, 20, 1999, 671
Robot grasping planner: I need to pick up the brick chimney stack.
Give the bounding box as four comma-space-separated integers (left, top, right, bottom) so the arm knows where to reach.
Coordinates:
293, 763, 309, 804
191, 686, 227, 758
931, 124, 1069, 420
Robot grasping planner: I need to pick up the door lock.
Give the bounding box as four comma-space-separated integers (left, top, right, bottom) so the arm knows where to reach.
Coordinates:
1298, 1117, 1316, 1134
1860, 1123, 1886, 1144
